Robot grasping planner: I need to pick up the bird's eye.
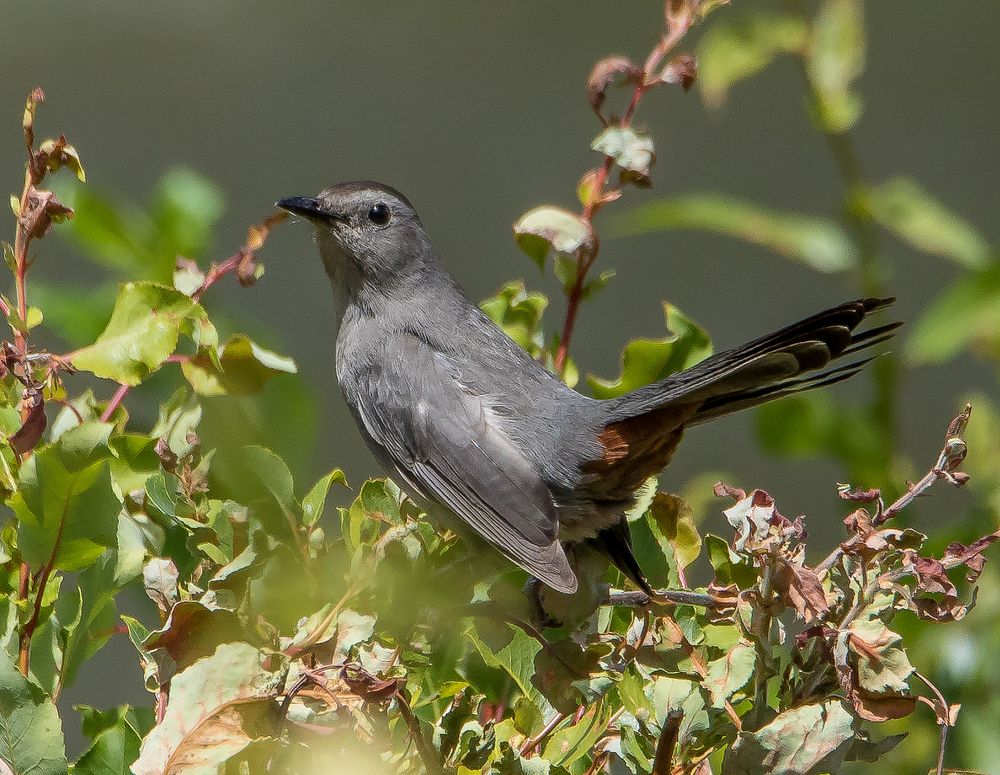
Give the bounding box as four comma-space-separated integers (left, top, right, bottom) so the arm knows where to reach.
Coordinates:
367, 202, 391, 226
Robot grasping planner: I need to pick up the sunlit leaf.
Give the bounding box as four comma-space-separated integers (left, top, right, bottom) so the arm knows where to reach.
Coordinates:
513, 206, 595, 271
0, 651, 67, 775
182, 334, 297, 396
480, 281, 548, 355
12, 423, 120, 573
611, 194, 858, 273
806, 0, 865, 133
70, 282, 215, 385
592, 126, 656, 184
587, 302, 712, 399
908, 262, 1000, 366
724, 700, 855, 774
131, 642, 286, 775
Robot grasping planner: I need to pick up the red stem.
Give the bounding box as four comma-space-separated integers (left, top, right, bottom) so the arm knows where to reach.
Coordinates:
552, 13, 691, 376
99, 382, 130, 422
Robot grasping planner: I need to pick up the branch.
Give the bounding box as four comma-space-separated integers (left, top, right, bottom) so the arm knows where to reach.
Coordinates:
816, 404, 972, 577
395, 687, 445, 775
552, 3, 695, 376
652, 709, 683, 775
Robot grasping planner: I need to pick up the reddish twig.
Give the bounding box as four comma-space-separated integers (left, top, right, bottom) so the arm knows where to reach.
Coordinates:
553, 10, 693, 375
99, 382, 130, 422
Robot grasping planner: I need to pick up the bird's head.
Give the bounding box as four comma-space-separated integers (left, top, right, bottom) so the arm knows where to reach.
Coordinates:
277, 181, 431, 292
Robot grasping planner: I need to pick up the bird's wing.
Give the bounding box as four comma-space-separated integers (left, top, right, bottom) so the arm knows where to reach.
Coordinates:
353, 335, 577, 593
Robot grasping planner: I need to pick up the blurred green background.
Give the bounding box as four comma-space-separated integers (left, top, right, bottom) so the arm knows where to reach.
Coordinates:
3, 1, 998, 771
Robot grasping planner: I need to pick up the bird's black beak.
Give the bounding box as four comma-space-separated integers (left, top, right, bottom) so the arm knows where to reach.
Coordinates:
275, 196, 347, 223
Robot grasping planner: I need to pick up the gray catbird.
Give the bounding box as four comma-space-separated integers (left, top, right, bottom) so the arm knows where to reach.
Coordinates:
278, 181, 897, 598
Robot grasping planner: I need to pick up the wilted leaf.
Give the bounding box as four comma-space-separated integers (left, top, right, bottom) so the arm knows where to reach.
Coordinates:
611, 194, 858, 273
513, 206, 596, 270
588, 302, 712, 399
773, 558, 830, 623
132, 642, 285, 775
724, 701, 855, 774
587, 56, 638, 117
142, 558, 179, 614
697, 13, 808, 105
0, 651, 67, 775
70, 282, 215, 385
182, 335, 297, 396
864, 178, 991, 270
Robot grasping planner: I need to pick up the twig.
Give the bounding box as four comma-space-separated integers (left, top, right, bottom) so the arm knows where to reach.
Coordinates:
553, 5, 694, 375
816, 405, 972, 577
914, 671, 952, 775
608, 588, 720, 609
395, 687, 445, 775
652, 709, 683, 775
519, 710, 569, 757
99, 382, 130, 422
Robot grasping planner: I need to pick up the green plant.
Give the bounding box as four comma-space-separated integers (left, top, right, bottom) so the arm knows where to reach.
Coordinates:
0, 1, 997, 773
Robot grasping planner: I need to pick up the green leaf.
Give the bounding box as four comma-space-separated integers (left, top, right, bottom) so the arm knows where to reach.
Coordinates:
60, 553, 121, 690
0, 650, 67, 775
302, 468, 348, 527
611, 194, 858, 273
131, 642, 286, 775
697, 13, 808, 106
592, 126, 656, 183
587, 302, 712, 399
181, 334, 297, 396
152, 168, 225, 262
723, 701, 855, 774
806, 0, 865, 133
466, 623, 548, 712
648, 492, 702, 572
541, 702, 612, 767
704, 641, 755, 707
480, 281, 548, 355
243, 445, 297, 514
12, 425, 120, 573
513, 206, 596, 271
70, 281, 215, 385
906, 262, 1000, 363
864, 178, 992, 270
73, 705, 142, 775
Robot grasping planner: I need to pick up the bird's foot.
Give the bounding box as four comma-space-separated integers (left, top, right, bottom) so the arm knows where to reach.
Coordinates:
524, 577, 563, 629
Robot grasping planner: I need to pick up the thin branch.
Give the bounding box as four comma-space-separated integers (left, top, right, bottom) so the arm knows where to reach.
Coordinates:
395, 687, 445, 775
652, 709, 683, 775
553, 5, 694, 375
816, 405, 972, 577
99, 382, 130, 422
519, 710, 569, 757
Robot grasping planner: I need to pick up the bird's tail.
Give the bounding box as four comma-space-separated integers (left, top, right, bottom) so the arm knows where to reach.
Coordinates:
585, 297, 899, 501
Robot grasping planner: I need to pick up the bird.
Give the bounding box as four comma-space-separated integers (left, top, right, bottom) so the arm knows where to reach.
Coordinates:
277, 181, 898, 602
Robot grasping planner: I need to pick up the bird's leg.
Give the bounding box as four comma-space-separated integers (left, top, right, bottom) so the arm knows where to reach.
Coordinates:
606, 588, 719, 609
607, 590, 651, 607
524, 577, 563, 629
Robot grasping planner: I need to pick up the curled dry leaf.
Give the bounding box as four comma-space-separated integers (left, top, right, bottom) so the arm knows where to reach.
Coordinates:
659, 54, 698, 91
587, 55, 640, 119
